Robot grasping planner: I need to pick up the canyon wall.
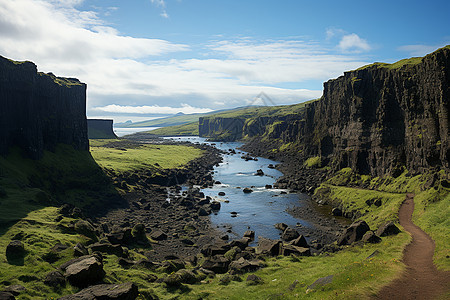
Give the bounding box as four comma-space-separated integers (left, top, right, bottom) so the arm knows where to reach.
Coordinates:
0, 56, 88, 159
87, 119, 117, 139
200, 46, 450, 176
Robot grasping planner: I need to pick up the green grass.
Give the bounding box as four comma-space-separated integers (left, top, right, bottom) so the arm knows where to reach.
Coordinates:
90, 142, 203, 172
146, 121, 199, 136
304, 156, 321, 168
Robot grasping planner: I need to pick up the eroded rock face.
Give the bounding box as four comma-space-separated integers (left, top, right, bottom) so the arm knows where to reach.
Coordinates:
0, 56, 88, 159
337, 220, 371, 245
60, 255, 105, 287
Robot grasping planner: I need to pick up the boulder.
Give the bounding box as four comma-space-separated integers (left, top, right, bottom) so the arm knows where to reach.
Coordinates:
256, 238, 282, 256
73, 242, 88, 257
281, 245, 311, 256
255, 169, 264, 176
198, 207, 210, 216
337, 220, 370, 245
74, 220, 97, 241
274, 223, 288, 232
281, 228, 300, 241
332, 208, 343, 216
58, 282, 138, 300
362, 231, 382, 244
246, 274, 263, 285
229, 238, 250, 250
376, 221, 400, 237
131, 223, 147, 242
229, 257, 262, 273
106, 228, 132, 245
210, 201, 221, 210
290, 235, 309, 248
6, 240, 26, 260
150, 230, 167, 241
243, 188, 253, 194
61, 255, 105, 287
218, 192, 226, 196
202, 242, 231, 257
201, 255, 230, 274
44, 271, 65, 287
89, 243, 123, 257
243, 230, 255, 240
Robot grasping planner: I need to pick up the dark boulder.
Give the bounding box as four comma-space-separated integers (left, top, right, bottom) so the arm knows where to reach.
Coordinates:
281, 228, 300, 241
210, 201, 221, 210
73, 243, 88, 257
44, 271, 66, 287
243, 230, 255, 240
2, 285, 26, 297
6, 240, 26, 261
376, 221, 400, 237
201, 255, 230, 274
89, 243, 123, 257
255, 169, 264, 176
60, 255, 105, 287
243, 188, 253, 194
74, 220, 98, 241
290, 235, 309, 248
218, 191, 226, 196
332, 208, 343, 216
229, 257, 262, 273
106, 228, 132, 245
150, 230, 168, 241
274, 223, 288, 232
337, 220, 370, 245
58, 282, 138, 300
246, 274, 263, 285
281, 245, 311, 256
0, 292, 15, 300
362, 231, 382, 244
256, 238, 282, 256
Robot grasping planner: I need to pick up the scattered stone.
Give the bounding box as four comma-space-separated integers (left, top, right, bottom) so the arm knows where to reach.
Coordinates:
362, 231, 382, 243
131, 223, 147, 241
58, 282, 138, 300
150, 230, 168, 241
73, 243, 88, 257
198, 207, 210, 216
243, 188, 253, 194
61, 255, 105, 287
243, 230, 255, 240
337, 220, 370, 246
118, 258, 135, 268
332, 208, 343, 216
44, 271, 66, 287
274, 223, 288, 232
281, 228, 300, 241
290, 235, 309, 248
74, 220, 97, 241
376, 221, 400, 237
229, 257, 262, 273
265, 184, 272, 189
256, 238, 282, 256
89, 242, 123, 257
374, 199, 382, 207
255, 169, 264, 176
282, 245, 311, 256
210, 201, 221, 210
268, 164, 275, 169
218, 191, 226, 196
6, 240, 25, 261
106, 228, 132, 245
246, 274, 263, 285
201, 255, 230, 274
3, 285, 26, 296
306, 275, 333, 292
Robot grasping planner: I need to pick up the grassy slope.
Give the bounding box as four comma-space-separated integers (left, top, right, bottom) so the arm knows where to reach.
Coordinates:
145, 121, 199, 136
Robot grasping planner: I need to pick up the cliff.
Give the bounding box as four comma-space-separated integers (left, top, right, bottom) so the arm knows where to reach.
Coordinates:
0, 56, 88, 159
200, 46, 450, 176
301, 45, 449, 176
87, 119, 117, 139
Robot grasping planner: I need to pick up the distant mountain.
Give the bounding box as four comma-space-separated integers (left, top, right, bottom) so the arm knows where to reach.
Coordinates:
115, 106, 259, 128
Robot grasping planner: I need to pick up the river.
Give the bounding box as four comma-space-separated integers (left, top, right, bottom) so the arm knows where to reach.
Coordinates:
165, 136, 315, 244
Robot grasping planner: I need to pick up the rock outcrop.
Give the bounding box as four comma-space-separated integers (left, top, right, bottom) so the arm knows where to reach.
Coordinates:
0, 55, 88, 159
87, 119, 117, 139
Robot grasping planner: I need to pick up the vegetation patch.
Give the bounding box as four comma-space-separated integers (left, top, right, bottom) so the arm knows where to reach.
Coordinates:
146, 122, 199, 136
304, 156, 321, 168
90, 141, 203, 172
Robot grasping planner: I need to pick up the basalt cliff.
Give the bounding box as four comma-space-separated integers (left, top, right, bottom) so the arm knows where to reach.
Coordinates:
0, 56, 88, 159
200, 46, 450, 177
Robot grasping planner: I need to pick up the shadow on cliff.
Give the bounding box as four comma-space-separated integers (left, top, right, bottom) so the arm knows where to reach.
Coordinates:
0, 144, 127, 235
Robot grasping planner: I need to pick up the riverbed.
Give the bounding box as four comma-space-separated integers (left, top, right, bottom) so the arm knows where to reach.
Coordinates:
165, 136, 319, 243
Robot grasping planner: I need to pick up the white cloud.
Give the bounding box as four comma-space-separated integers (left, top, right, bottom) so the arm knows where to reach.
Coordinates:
338, 33, 371, 53
150, 0, 169, 18
397, 44, 442, 56
92, 104, 213, 115
0, 1, 372, 122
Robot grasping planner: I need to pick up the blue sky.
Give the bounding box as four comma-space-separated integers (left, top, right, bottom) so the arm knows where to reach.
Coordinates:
1, 0, 449, 122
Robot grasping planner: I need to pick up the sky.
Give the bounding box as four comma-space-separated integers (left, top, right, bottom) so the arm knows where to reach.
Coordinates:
1, 0, 449, 123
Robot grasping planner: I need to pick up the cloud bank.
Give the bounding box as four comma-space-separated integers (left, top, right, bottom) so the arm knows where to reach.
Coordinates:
0, 1, 372, 121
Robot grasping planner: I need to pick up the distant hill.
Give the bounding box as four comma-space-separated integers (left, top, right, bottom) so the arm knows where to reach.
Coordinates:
115, 106, 260, 128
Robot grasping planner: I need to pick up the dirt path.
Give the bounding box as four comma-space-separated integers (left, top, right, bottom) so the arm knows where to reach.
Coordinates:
375, 193, 450, 299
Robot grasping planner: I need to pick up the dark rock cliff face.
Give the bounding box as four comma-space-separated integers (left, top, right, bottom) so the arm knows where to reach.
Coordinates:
0, 56, 88, 159
301, 46, 449, 176
200, 46, 450, 176
87, 119, 117, 139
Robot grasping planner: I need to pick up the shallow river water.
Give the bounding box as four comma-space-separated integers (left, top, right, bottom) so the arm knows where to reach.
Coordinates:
166, 136, 314, 243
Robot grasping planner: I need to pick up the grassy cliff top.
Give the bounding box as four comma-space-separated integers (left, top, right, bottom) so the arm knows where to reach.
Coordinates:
356, 45, 450, 71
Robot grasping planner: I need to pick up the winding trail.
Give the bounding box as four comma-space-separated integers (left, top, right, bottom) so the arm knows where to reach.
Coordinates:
375, 193, 450, 299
